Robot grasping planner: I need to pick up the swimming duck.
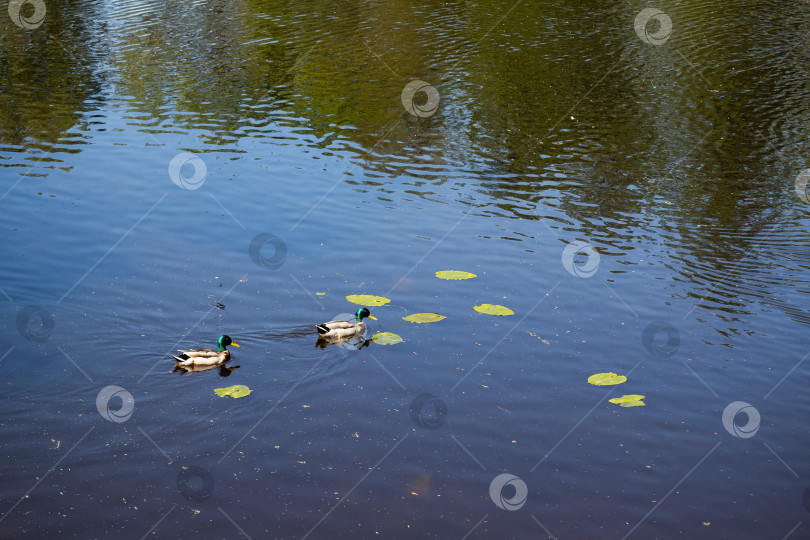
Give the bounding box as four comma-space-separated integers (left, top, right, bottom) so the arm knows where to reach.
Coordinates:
173, 335, 240, 367
316, 308, 377, 340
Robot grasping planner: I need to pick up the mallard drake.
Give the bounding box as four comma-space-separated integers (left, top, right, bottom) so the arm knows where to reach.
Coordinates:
173, 335, 240, 367
316, 308, 377, 340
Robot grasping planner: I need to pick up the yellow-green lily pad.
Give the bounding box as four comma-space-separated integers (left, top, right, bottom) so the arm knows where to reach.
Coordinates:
609, 394, 646, 407
587, 372, 627, 386
372, 332, 403, 345
473, 304, 514, 316
214, 385, 252, 398
435, 270, 477, 280
346, 294, 391, 307
403, 313, 446, 324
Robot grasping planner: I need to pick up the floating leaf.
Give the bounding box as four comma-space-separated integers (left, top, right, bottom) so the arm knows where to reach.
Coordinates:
435, 270, 477, 280
403, 313, 446, 323
587, 372, 627, 386
372, 332, 404, 345
346, 294, 391, 307
214, 385, 252, 398
527, 331, 550, 344
609, 394, 646, 407
473, 303, 514, 316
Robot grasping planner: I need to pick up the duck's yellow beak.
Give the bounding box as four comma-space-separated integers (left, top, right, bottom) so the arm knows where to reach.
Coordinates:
368, 315, 377, 320
231, 342, 240, 347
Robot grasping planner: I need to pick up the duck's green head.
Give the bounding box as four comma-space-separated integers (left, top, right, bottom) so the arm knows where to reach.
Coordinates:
355, 308, 377, 322
217, 335, 240, 351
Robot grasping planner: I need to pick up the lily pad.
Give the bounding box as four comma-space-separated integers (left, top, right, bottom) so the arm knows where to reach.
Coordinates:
473, 303, 514, 316
403, 313, 446, 324
346, 294, 391, 307
214, 385, 252, 398
587, 372, 627, 386
372, 332, 403, 345
435, 270, 477, 280
609, 394, 646, 407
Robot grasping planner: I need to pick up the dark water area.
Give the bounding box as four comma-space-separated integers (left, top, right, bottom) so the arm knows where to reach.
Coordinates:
1, 0, 809, 538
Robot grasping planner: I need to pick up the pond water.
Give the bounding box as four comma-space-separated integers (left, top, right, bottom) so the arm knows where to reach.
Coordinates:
1, 0, 809, 538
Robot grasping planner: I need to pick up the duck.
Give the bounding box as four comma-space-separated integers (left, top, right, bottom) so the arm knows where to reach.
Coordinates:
173, 335, 240, 367
316, 308, 377, 340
